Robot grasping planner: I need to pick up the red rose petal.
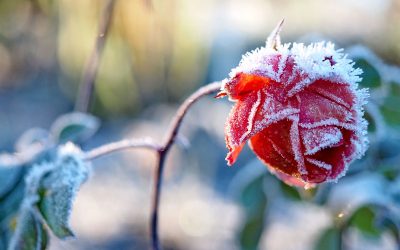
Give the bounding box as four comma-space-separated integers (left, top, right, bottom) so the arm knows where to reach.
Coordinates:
300, 126, 343, 155
298, 90, 353, 125
224, 73, 271, 101
225, 91, 264, 165
308, 129, 356, 181
308, 80, 355, 110
249, 119, 300, 177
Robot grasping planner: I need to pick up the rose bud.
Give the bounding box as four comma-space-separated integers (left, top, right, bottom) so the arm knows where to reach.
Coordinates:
219, 21, 368, 187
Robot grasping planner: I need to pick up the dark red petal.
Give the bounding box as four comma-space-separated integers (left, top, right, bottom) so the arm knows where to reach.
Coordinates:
226, 143, 245, 166
302, 158, 331, 183
300, 126, 343, 156
225, 91, 264, 165
308, 80, 355, 110
225, 90, 300, 165
249, 119, 301, 178
298, 89, 353, 125
224, 73, 271, 100
305, 129, 356, 181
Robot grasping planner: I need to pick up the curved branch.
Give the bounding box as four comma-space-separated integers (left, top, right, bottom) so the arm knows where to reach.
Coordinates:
162, 81, 223, 152
150, 81, 222, 250
82, 81, 222, 250
84, 137, 161, 160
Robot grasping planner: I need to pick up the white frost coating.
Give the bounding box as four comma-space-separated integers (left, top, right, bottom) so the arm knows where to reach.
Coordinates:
58, 142, 84, 158
289, 116, 307, 174
287, 78, 312, 97
310, 86, 351, 109
327, 154, 349, 183
285, 70, 298, 86
227, 40, 363, 91
269, 138, 288, 161
239, 91, 262, 144
306, 158, 332, 171
253, 108, 300, 133
303, 127, 343, 155
299, 118, 358, 131
276, 45, 290, 81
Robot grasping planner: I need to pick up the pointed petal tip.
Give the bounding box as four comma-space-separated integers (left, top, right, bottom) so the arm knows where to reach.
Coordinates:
215, 91, 227, 99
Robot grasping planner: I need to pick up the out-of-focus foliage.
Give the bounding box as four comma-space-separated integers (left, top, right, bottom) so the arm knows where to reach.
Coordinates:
0, 113, 94, 250
235, 46, 400, 249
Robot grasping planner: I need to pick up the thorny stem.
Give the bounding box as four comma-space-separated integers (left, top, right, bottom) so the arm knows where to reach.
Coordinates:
83, 81, 222, 249
75, 0, 116, 112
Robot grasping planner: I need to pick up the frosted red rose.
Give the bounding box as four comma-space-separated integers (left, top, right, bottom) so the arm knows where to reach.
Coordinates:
219, 28, 368, 187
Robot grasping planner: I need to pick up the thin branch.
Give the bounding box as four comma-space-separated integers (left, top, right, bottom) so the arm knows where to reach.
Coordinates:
163, 81, 223, 151
75, 0, 116, 112
84, 137, 161, 160
82, 81, 222, 250
150, 81, 222, 250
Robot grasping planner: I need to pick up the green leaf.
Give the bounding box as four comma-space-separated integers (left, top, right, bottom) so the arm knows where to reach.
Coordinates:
240, 175, 265, 213
8, 210, 48, 250
239, 200, 267, 250
238, 175, 268, 250
364, 111, 376, 133
50, 112, 100, 143
354, 59, 381, 88
380, 96, 400, 127
38, 150, 89, 239
279, 181, 301, 201
38, 186, 74, 238
0, 167, 24, 199
349, 206, 381, 237
0, 170, 25, 225
314, 227, 341, 250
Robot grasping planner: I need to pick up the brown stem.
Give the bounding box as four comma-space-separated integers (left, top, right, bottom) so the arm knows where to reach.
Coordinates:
84, 137, 161, 160
150, 81, 222, 250
75, 0, 116, 112
82, 81, 222, 249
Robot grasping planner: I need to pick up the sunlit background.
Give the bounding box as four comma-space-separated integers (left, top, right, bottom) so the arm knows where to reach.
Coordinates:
1, 0, 400, 249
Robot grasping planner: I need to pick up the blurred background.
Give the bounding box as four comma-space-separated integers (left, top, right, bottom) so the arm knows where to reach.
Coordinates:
1, 0, 400, 249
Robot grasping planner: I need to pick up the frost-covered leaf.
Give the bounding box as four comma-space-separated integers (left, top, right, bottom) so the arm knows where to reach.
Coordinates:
0, 167, 24, 199
313, 227, 341, 250
15, 128, 50, 153
50, 112, 100, 144
0, 190, 24, 249
38, 143, 90, 238
0, 169, 25, 228
8, 210, 48, 250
